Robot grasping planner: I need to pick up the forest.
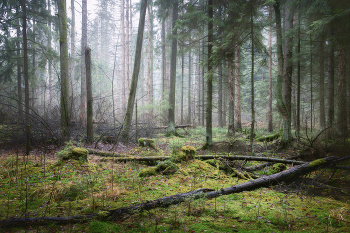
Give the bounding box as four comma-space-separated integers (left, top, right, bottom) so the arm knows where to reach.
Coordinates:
0, 0, 350, 232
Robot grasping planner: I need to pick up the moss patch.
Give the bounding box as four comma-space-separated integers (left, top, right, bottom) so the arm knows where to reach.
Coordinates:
309, 159, 327, 167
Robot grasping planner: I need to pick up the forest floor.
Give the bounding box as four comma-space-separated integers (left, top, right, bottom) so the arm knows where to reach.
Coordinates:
0, 127, 350, 232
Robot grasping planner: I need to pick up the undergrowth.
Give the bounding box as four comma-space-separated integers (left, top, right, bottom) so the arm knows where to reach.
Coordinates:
0, 126, 349, 232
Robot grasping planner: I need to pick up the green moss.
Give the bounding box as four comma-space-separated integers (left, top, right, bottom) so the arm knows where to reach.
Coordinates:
138, 167, 157, 177
272, 163, 287, 174
138, 138, 156, 149
309, 159, 327, 167
96, 211, 110, 220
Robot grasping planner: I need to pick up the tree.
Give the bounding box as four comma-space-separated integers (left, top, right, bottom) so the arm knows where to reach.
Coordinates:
268, 6, 273, 132
228, 56, 234, 136
234, 45, 241, 131
121, 0, 126, 114
80, 0, 87, 124
204, 0, 213, 148
85, 47, 93, 143
121, 0, 148, 139
166, 0, 179, 136
58, 0, 70, 139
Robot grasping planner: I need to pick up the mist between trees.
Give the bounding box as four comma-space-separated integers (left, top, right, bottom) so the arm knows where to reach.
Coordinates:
0, 0, 350, 147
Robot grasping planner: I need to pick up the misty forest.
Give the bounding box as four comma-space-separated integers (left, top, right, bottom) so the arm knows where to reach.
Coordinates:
1, 0, 350, 232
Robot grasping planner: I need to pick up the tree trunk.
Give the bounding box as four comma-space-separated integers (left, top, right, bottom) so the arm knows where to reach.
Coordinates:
146, 4, 152, 121
337, 44, 347, 137
188, 46, 192, 124
205, 0, 213, 148
166, 1, 178, 136
126, 0, 130, 94
161, 18, 166, 103
327, 24, 335, 138
58, 0, 70, 139
47, 0, 53, 113
121, 0, 148, 139
228, 57, 234, 136
297, 15, 301, 138
282, 4, 293, 143
121, 0, 126, 115
86, 47, 93, 143
250, 4, 255, 154
202, 40, 205, 126
80, 0, 87, 125
218, 60, 223, 128
319, 39, 325, 129
234, 45, 241, 131
181, 51, 184, 125
268, 7, 273, 132
70, 0, 76, 122
16, 7, 22, 121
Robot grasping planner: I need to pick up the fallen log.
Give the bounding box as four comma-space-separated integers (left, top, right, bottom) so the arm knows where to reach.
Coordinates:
1, 156, 341, 228
98, 153, 306, 165
87, 148, 124, 157
155, 124, 193, 129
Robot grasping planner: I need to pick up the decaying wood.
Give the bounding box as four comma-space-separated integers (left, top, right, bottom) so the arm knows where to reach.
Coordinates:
96, 152, 306, 165
155, 124, 192, 129
87, 148, 123, 157
1, 156, 340, 228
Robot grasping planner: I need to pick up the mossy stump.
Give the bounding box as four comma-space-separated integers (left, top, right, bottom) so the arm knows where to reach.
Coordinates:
61, 147, 89, 162
138, 138, 156, 149
178, 146, 196, 160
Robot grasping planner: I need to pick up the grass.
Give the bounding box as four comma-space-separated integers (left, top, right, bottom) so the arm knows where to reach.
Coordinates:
0, 126, 349, 232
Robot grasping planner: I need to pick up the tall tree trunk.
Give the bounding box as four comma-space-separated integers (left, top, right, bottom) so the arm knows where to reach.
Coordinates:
121, 0, 148, 139
121, 0, 126, 115
161, 18, 166, 103
146, 4, 152, 121
228, 57, 234, 136
47, 0, 53, 113
188, 47, 192, 124
268, 7, 273, 132
234, 45, 241, 131
327, 24, 335, 138
16, 7, 22, 121
167, 1, 178, 136
202, 39, 205, 126
32, 19, 36, 111
205, 0, 213, 147
126, 0, 130, 93
319, 39, 325, 129
70, 0, 76, 122
297, 15, 301, 138
198, 45, 201, 125
22, 0, 30, 154
337, 44, 347, 137
310, 34, 313, 139
218, 60, 223, 128
80, 0, 87, 125
85, 47, 93, 143
282, 5, 293, 143
250, 3, 255, 154
181, 51, 184, 124
58, 0, 70, 139
223, 60, 227, 127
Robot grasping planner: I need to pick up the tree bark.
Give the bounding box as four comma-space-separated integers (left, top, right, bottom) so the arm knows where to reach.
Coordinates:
16, 7, 22, 121
250, 4, 255, 154
80, 0, 87, 125
121, 0, 126, 115
181, 51, 184, 125
319, 39, 325, 129
70, 0, 76, 122
47, 0, 53, 113
121, 0, 148, 139
86, 47, 93, 143
234, 45, 241, 131
228, 57, 234, 136
205, 0, 213, 148
166, 1, 178, 136
327, 22, 334, 138
268, 7, 273, 132
337, 44, 347, 137
297, 15, 301, 138
126, 0, 130, 94
218, 60, 223, 128
188, 46, 192, 124
58, 0, 70, 140
146, 4, 152, 121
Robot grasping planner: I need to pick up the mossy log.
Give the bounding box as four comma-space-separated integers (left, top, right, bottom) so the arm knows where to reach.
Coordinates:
87, 149, 123, 157
96, 152, 306, 165
1, 156, 343, 228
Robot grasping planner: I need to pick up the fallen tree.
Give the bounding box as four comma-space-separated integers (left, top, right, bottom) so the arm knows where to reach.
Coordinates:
87, 148, 124, 157
1, 156, 344, 228
99, 154, 306, 165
